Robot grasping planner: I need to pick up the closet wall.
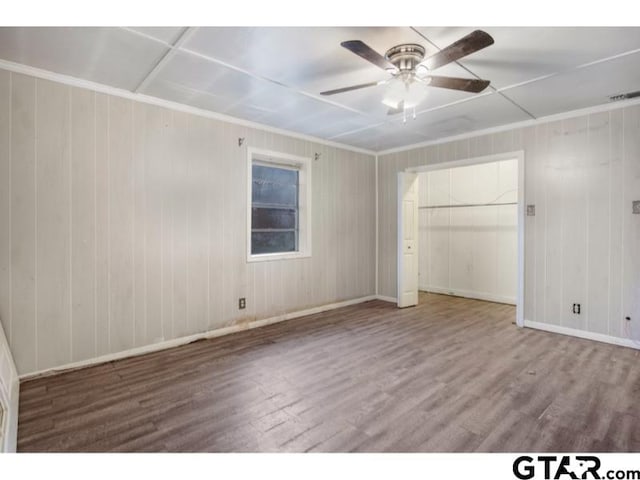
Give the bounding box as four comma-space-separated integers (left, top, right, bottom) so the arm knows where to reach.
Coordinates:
418, 159, 518, 304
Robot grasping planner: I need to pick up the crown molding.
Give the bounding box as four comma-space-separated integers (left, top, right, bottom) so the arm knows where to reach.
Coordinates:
0, 58, 376, 157
377, 95, 640, 156
4, 57, 640, 158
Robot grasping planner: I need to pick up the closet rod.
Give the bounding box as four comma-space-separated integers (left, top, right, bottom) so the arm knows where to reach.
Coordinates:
419, 201, 517, 209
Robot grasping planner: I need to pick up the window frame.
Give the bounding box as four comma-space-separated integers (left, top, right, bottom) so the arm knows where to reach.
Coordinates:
247, 147, 312, 262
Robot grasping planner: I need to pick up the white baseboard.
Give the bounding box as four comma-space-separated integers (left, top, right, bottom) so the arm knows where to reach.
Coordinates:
20, 295, 377, 380
419, 285, 516, 305
375, 295, 397, 303
524, 320, 640, 351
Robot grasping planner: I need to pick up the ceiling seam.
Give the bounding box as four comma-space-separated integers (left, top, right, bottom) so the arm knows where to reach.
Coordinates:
112, 27, 640, 151
121, 25, 426, 139
177, 46, 382, 122
375, 94, 640, 156
329, 92, 499, 141
493, 90, 537, 119
134, 27, 197, 94
0, 57, 376, 156
120, 27, 173, 47
409, 26, 537, 120
328, 121, 386, 140
122, 25, 537, 147
495, 46, 640, 94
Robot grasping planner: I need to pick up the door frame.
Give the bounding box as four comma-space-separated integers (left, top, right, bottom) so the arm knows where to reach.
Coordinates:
401, 150, 526, 327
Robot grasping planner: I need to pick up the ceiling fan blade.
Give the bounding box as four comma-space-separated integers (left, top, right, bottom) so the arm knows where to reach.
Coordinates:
427, 75, 491, 93
421, 30, 494, 70
341, 40, 397, 71
320, 80, 384, 96
387, 100, 405, 115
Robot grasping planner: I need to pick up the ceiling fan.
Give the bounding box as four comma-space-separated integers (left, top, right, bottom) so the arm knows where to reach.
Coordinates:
320, 30, 495, 117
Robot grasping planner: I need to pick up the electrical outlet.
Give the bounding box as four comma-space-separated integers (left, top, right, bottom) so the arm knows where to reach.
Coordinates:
572, 303, 581, 315
239, 298, 246, 310
633, 201, 640, 214
527, 205, 536, 216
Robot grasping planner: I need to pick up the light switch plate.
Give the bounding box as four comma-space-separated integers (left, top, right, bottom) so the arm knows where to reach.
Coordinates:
527, 205, 536, 216
633, 201, 640, 214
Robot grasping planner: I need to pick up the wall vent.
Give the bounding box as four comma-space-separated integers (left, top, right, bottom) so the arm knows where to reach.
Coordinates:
609, 90, 640, 102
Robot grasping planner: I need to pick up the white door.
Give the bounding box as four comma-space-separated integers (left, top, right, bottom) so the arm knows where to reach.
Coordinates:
397, 172, 419, 308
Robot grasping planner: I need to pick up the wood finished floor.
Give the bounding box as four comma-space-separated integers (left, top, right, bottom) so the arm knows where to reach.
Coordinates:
18, 293, 640, 452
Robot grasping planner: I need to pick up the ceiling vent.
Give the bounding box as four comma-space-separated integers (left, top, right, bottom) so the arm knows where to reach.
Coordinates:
609, 90, 640, 102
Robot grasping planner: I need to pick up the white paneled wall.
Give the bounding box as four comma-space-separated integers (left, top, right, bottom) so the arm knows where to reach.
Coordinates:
379, 104, 640, 344
0, 68, 376, 376
418, 159, 518, 304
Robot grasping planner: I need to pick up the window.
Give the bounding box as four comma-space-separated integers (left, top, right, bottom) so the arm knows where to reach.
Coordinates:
247, 148, 311, 262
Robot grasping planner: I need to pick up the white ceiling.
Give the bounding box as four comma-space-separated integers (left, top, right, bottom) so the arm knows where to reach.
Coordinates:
0, 26, 639, 152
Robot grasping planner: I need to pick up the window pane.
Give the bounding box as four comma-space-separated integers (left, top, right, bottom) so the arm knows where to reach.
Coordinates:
252, 164, 298, 206
252, 207, 297, 230
252, 231, 296, 254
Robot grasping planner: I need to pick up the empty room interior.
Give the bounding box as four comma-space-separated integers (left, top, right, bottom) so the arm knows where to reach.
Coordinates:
1, 23, 640, 455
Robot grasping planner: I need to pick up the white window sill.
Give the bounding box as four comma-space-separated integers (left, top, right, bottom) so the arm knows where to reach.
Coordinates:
247, 251, 311, 263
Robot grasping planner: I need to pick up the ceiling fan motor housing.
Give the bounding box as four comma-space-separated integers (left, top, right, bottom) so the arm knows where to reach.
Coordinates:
385, 44, 426, 72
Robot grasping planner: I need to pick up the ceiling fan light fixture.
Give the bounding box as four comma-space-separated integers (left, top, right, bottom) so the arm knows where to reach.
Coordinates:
415, 64, 429, 77
382, 97, 402, 110
382, 76, 428, 110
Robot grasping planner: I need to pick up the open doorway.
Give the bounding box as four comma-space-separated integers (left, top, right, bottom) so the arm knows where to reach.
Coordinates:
397, 151, 525, 327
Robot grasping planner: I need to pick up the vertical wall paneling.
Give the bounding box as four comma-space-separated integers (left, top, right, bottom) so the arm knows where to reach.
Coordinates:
188, 115, 209, 335
132, 101, 145, 347
144, 103, 163, 344
623, 106, 640, 341
0, 70, 10, 346
608, 109, 624, 340
95, 93, 110, 357
36, 79, 71, 370
0, 71, 17, 449
586, 112, 611, 335
378, 103, 640, 346
171, 111, 188, 338
543, 121, 564, 328
70, 87, 96, 362
206, 120, 223, 330
535, 123, 550, 334
559, 117, 587, 332
11, 74, 37, 373
0, 67, 376, 376
328, 145, 339, 303
160, 108, 174, 342
108, 96, 135, 354
522, 125, 538, 329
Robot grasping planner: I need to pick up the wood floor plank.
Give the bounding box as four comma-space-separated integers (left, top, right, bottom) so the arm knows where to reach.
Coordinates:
17, 293, 640, 452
